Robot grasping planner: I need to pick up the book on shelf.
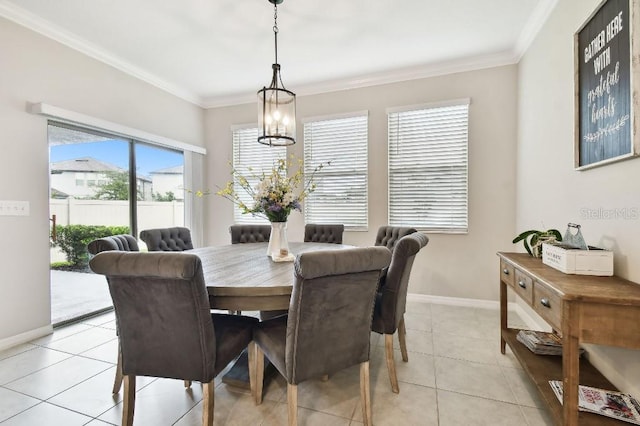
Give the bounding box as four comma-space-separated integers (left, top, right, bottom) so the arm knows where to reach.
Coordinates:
516, 330, 585, 356
516, 330, 562, 355
549, 380, 640, 425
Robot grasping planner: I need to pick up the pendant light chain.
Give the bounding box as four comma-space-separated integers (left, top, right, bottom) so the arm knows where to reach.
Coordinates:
273, 4, 279, 65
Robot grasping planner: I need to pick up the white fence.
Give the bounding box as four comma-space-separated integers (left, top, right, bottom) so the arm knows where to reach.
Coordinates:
50, 198, 184, 227
50, 198, 184, 262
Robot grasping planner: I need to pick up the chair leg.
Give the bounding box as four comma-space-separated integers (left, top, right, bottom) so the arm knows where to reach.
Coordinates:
254, 344, 265, 405
112, 343, 124, 394
384, 334, 400, 393
122, 375, 136, 426
398, 316, 409, 363
360, 361, 372, 426
247, 342, 257, 401
287, 383, 298, 426
202, 380, 214, 426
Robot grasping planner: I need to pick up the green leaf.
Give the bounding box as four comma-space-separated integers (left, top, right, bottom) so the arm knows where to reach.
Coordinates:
512, 230, 539, 244
548, 229, 562, 241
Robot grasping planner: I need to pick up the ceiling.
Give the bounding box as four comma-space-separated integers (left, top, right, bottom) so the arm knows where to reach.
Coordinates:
0, 0, 556, 108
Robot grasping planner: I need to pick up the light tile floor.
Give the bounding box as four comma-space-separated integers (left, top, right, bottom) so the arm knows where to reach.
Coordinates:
0, 302, 555, 425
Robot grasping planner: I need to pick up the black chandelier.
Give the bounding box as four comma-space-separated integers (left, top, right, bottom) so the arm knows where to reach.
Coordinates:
257, 0, 296, 146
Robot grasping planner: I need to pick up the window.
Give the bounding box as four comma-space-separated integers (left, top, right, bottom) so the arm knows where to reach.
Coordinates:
303, 112, 368, 230
387, 99, 469, 233
232, 126, 286, 224
49, 122, 186, 239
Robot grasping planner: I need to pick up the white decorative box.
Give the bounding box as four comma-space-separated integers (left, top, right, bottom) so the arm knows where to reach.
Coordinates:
542, 242, 613, 276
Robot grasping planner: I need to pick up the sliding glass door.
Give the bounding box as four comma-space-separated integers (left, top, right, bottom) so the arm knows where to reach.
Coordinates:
48, 122, 185, 325
135, 142, 184, 236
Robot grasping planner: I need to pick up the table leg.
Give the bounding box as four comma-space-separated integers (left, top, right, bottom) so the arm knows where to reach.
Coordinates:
562, 303, 579, 426
222, 350, 275, 389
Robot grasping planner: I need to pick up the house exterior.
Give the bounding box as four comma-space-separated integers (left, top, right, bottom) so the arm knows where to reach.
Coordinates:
50, 157, 152, 200
149, 164, 184, 201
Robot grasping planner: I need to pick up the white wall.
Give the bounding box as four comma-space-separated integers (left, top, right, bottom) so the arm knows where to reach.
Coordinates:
204, 65, 518, 302
0, 17, 204, 344
517, 0, 640, 395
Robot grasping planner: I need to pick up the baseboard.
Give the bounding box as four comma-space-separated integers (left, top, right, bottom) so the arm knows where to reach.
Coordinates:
0, 325, 53, 352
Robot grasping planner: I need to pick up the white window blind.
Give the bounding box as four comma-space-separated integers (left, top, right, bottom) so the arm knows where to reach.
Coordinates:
388, 99, 469, 233
303, 112, 368, 230
232, 126, 286, 224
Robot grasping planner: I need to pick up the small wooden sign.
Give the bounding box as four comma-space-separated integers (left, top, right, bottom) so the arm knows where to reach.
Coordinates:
574, 0, 640, 169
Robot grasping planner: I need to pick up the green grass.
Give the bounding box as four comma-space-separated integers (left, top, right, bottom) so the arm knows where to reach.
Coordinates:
50, 261, 73, 269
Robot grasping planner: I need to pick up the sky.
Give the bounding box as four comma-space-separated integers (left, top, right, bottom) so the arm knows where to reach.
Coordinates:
50, 140, 183, 176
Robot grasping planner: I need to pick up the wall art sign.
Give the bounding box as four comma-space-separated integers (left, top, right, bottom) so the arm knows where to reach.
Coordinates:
574, 0, 640, 169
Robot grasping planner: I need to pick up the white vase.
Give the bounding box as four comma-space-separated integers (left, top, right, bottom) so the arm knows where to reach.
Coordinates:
267, 221, 290, 258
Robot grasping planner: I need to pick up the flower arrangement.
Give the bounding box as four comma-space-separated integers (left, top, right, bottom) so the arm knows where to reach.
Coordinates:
216, 155, 327, 223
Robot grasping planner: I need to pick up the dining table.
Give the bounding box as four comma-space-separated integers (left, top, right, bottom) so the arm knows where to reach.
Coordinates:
187, 241, 353, 387
189, 241, 353, 311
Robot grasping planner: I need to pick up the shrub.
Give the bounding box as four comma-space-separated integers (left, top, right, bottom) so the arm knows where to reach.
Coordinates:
52, 225, 130, 267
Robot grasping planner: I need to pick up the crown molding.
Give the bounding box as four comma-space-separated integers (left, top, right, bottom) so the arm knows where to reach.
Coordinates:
513, 0, 559, 60
202, 50, 519, 108
2, 0, 556, 110
0, 1, 204, 107
206, 4, 573, 111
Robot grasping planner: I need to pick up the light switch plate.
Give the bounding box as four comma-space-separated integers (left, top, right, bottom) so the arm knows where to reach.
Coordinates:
0, 200, 30, 216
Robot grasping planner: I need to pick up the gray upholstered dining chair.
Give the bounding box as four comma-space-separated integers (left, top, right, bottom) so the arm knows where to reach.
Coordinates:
252, 246, 391, 426
87, 233, 139, 394
139, 226, 193, 251
89, 251, 258, 426
303, 223, 344, 244
374, 226, 417, 292
229, 224, 271, 244
371, 232, 429, 393
88, 234, 139, 255
374, 226, 417, 250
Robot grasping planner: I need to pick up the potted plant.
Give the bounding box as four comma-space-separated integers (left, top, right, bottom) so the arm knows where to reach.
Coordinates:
512, 229, 562, 257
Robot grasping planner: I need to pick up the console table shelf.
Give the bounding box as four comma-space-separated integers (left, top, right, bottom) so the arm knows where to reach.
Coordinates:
498, 252, 640, 426
503, 328, 620, 425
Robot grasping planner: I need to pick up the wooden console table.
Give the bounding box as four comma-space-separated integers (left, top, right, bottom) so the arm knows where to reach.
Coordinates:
498, 252, 640, 426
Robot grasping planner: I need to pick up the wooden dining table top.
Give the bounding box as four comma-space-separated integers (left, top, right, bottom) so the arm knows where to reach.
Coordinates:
188, 242, 352, 311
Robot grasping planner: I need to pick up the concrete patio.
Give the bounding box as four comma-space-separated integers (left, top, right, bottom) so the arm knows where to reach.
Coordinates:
50, 270, 113, 326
